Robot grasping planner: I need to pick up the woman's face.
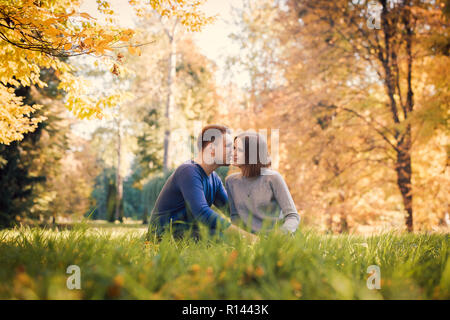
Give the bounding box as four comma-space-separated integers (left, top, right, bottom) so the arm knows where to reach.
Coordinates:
233, 138, 245, 166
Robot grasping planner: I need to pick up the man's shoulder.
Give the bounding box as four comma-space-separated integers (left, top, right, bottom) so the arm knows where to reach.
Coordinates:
176, 161, 196, 170
174, 161, 201, 178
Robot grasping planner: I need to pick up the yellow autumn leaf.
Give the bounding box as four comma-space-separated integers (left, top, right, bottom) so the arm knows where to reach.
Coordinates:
0, 0, 211, 145
80, 12, 95, 20
128, 46, 137, 55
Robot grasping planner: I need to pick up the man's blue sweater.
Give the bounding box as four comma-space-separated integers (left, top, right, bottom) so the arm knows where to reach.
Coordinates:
149, 160, 231, 237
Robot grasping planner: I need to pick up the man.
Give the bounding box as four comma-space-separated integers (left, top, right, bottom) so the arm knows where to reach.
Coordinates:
148, 124, 256, 241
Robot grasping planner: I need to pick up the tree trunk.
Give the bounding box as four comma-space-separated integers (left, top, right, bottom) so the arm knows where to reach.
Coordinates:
379, 2, 415, 232
106, 180, 116, 222
395, 124, 413, 232
142, 212, 148, 225
337, 191, 348, 233
339, 214, 348, 234
325, 205, 333, 233
163, 24, 177, 173
114, 115, 123, 223
142, 202, 149, 225
396, 6, 414, 232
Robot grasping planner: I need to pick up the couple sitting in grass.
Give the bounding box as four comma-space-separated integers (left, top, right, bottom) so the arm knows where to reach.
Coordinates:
148, 124, 300, 241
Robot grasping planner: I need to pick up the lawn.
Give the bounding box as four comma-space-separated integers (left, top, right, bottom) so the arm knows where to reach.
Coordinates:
0, 223, 448, 299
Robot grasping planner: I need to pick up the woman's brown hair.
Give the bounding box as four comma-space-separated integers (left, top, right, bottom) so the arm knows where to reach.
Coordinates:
234, 132, 271, 177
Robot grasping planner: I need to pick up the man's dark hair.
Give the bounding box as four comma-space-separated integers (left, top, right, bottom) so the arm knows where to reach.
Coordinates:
197, 124, 230, 153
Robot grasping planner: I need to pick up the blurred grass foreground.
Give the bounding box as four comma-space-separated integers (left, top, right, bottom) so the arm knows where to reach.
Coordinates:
0, 223, 448, 300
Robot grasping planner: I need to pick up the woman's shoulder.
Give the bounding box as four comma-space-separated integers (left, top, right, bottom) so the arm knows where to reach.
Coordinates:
225, 172, 242, 184
260, 168, 282, 178
260, 169, 287, 186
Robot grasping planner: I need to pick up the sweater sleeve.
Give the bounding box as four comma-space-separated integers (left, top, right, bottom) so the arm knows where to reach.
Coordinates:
176, 166, 230, 231
270, 173, 300, 233
213, 174, 228, 208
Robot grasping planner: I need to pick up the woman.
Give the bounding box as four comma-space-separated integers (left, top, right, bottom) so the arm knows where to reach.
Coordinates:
225, 131, 300, 234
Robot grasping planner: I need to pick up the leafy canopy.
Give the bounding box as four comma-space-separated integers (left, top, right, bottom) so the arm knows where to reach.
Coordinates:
0, 0, 212, 144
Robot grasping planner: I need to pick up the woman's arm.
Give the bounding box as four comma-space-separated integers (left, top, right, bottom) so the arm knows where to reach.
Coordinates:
225, 178, 242, 223
270, 173, 300, 233
222, 177, 257, 242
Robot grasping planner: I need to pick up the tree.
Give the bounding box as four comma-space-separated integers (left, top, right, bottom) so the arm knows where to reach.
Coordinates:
88, 119, 133, 223
114, 104, 124, 222
162, 18, 179, 174
0, 68, 68, 227
0, 0, 213, 145
49, 135, 100, 222
126, 19, 221, 177
225, 0, 449, 232
281, 0, 449, 231
0, 133, 43, 227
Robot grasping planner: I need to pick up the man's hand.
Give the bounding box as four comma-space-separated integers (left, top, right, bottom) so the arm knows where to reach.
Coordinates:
224, 224, 259, 244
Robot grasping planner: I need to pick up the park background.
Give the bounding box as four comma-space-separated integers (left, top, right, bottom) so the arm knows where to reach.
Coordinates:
1, 0, 448, 234
0, 0, 449, 300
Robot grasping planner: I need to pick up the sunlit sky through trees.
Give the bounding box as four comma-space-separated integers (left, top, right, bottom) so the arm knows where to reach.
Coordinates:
73, 0, 248, 139
82, 0, 249, 82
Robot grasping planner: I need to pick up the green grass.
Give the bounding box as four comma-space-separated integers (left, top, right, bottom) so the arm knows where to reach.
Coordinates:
0, 224, 448, 299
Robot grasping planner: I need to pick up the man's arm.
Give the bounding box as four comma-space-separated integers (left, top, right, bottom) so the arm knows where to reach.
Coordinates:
176, 166, 230, 231
213, 174, 228, 208
223, 224, 258, 243
176, 167, 257, 241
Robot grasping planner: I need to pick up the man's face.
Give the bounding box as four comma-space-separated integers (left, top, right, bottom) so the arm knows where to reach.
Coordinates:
203, 132, 233, 166
218, 133, 233, 166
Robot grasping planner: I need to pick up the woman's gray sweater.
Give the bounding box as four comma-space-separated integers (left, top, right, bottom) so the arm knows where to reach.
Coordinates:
225, 168, 300, 233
